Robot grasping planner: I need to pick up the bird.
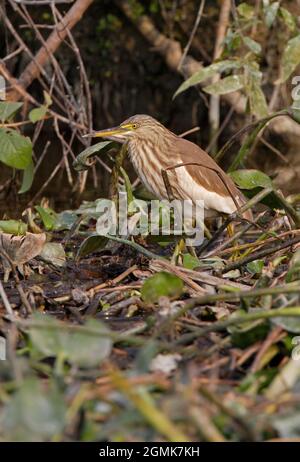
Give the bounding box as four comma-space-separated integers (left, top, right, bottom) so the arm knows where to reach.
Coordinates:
87, 114, 252, 222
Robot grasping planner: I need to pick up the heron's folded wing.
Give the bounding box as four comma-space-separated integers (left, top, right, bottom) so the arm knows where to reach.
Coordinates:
175, 137, 252, 219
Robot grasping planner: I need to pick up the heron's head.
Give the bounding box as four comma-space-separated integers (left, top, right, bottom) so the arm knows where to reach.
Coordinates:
84, 114, 168, 143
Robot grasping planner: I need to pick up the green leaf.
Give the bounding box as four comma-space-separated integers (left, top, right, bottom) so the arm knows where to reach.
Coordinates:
246, 259, 264, 274
0, 128, 32, 169
0, 102, 23, 122
227, 116, 272, 171
73, 141, 113, 171
173, 60, 243, 98
279, 34, 300, 83
35, 205, 57, 231
243, 37, 262, 55
263, 1, 280, 28
237, 3, 254, 20
241, 188, 288, 210
43, 90, 53, 107
141, 271, 184, 303
77, 234, 108, 258
203, 74, 244, 95
29, 105, 48, 123
2, 378, 66, 442
39, 243, 66, 267
0, 219, 27, 235
182, 253, 200, 270
229, 169, 273, 190
28, 313, 112, 368
229, 311, 270, 348
271, 316, 300, 334
224, 29, 242, 52
245, 67, 268, 119
54, 211, 78, 231
279, 7, 296, 32
18, 160, 34, 194
250, 84, 268, 119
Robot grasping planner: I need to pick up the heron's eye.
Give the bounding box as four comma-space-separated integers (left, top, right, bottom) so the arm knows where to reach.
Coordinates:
132, 124, 137, 129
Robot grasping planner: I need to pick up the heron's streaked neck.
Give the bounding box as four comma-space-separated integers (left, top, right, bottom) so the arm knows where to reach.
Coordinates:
127, 129, 175, 157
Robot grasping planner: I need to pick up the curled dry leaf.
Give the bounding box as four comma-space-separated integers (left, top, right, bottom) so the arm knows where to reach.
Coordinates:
0, 232, 46, 281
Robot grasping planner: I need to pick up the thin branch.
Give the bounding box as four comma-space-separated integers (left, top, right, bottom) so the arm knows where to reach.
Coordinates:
177, 306, 300, 345
177, 0, 206, 71
6, 0, 94, 101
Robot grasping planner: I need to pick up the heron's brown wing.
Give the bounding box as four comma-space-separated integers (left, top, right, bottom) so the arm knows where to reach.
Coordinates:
174, 137, 252, 218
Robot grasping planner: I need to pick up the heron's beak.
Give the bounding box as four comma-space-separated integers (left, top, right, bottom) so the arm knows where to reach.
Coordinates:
83, 125, 132, 141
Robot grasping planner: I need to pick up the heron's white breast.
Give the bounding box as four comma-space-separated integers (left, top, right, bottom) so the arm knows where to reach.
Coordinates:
172, 166, 238, 215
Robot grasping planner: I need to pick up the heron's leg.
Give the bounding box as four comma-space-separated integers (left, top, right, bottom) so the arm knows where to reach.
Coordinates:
171, 238, 186, 265
184, 218, 206, 259
227, 222, 235, 237
227, 222, 240, 261
187, 245, 197, 258
204, 223, 212, 240
161, 168, 183, 264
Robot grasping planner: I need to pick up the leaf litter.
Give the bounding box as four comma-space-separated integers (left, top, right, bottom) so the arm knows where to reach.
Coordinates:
1, 186, 300, 442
